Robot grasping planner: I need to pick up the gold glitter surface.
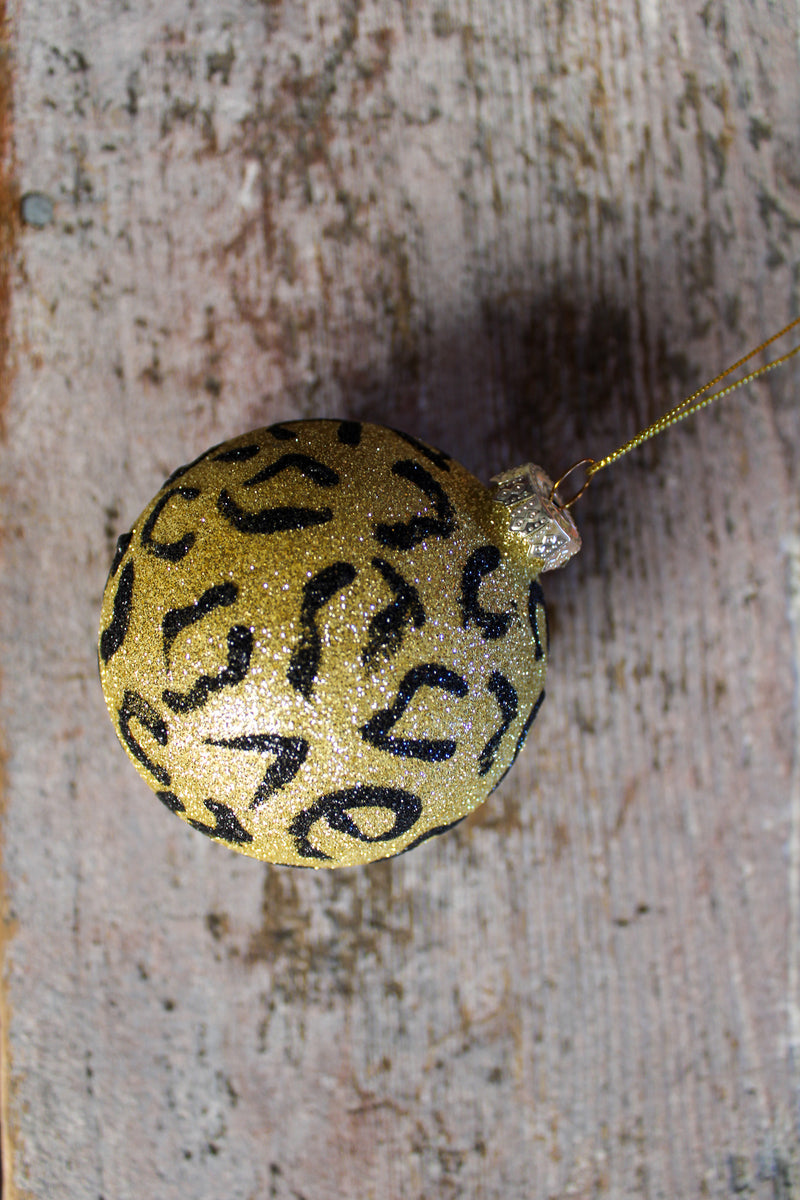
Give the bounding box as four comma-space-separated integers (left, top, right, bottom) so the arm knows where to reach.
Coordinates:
98, 421, 547, 867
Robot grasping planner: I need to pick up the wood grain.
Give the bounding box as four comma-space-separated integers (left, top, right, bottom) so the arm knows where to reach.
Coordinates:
2, 0, 800, 1195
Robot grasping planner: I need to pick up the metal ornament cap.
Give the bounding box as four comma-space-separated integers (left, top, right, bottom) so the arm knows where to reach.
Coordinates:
490, 463, 582, 572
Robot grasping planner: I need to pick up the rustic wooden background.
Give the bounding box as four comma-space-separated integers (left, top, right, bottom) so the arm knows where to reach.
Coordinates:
2, 0, 800, 1196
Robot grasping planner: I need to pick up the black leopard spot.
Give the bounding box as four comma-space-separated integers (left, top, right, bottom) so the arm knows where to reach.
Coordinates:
490, 690, 546, 793
287, 563, 357, 699
361, 557, 425, 668
360, 663, 468, 761
243, 453, 339, 490
390, 429, 451, 471
100, 560, 134, 663
162, 625, 253, 714
109, 531, 133, 578
141, 486, 200, 562
162, 582, 238, 667
373, 460, 456, 550
212, 443, 262, 463
478, 672, 519, 776
459, 546, 513, 641
118, 690, 170, 787
337, 421, 362, 445
528, 578, 548, 660
204, 733, 310, 809
289, 785, 423, 861
189, 800, 253, 845
400, 815, 467, 853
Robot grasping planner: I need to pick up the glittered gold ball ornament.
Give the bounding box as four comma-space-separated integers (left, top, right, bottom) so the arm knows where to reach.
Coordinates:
99, 419, 580, 867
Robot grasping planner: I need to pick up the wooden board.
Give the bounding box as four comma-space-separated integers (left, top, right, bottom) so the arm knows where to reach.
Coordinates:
2, 0, 800, 1195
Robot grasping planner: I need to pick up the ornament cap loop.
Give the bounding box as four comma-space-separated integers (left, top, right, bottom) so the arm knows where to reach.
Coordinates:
550, 458, 597, 509
490, 462, 582, 572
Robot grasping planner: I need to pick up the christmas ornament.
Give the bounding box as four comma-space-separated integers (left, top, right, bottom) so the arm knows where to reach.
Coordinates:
98, 319, 800, 867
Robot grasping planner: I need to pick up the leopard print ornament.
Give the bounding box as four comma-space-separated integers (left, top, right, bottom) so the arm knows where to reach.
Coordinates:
98, 420, 580, 867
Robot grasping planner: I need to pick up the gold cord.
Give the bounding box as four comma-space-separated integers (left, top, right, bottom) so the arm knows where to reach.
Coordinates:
555, 315, 800, 508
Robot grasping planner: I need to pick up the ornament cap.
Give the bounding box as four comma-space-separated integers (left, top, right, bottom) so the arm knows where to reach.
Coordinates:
490, 463, 582, 571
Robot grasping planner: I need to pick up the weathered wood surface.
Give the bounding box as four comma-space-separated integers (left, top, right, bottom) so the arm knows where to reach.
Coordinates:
2, 0, 800, 1196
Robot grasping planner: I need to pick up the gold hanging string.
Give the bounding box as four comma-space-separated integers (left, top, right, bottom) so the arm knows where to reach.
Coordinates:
551, 314, 800, 509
